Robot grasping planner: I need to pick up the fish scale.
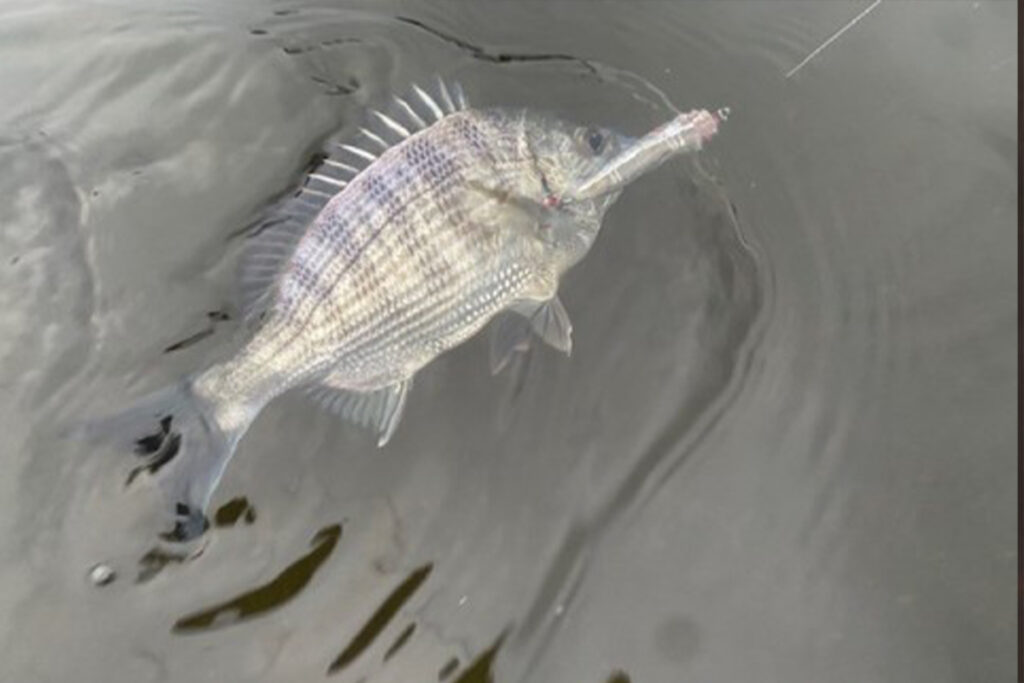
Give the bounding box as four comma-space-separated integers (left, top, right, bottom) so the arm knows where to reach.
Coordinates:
222, 111, 547, 399
91, 79, 723, 540
271, 112, 532, 383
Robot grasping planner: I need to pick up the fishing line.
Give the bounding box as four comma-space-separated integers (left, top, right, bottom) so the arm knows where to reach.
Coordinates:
785, 0, 883, 79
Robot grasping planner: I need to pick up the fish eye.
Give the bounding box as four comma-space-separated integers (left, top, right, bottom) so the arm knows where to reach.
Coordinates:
584, 128, 605, 153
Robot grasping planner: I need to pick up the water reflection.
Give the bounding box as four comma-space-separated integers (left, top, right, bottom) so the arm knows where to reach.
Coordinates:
173, 523, 341, 633
450, 632, 506, 683
137, 546, 189, 584
162, 310, 231, 354
136, 497, 254, 583
212, 495, 257, 527
438, 656, 460, 680
382, 622, 415, 662
327, 563, 432, 674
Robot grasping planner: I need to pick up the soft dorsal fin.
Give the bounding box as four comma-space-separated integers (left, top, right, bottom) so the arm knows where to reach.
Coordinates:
237, 77, 470, 327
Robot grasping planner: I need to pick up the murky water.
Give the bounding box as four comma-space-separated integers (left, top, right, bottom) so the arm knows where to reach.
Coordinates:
0, 1, 1015, 681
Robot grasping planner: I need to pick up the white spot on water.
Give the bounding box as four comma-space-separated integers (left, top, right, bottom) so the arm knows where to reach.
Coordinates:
89, 563, 116, 587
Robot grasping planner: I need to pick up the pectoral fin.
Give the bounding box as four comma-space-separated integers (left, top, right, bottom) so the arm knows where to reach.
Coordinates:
307, 379, 411, 447
523, 297, 572, 354
490, 312, 534, 375
489, 297, 573, 374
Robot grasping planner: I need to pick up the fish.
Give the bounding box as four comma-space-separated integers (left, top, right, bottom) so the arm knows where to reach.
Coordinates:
85, 79, 724, 541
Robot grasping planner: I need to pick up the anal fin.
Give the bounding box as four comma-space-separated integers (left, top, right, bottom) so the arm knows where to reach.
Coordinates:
307, 377, 411, 447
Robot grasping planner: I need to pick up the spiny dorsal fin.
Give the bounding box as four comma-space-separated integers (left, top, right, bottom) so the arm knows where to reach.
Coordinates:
237, 78, 469, 327
362, 76, 469, 144
412, 84, 445, 121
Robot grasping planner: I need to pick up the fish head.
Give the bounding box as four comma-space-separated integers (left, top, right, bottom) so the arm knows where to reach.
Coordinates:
518, 112, 634, 266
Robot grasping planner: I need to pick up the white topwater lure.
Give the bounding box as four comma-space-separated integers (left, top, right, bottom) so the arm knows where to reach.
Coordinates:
563, 108, 726, 202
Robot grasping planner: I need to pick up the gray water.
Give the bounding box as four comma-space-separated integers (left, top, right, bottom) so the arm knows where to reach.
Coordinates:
0, 2, 1015, 682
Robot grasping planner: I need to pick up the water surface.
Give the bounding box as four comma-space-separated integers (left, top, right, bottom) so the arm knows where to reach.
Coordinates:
0, 2, 1015, 681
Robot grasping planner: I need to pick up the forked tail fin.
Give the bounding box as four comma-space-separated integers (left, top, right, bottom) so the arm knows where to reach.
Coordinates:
75, 378, 249, 541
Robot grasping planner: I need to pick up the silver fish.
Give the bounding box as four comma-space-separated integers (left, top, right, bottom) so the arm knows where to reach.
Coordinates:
91, 80, 724, 539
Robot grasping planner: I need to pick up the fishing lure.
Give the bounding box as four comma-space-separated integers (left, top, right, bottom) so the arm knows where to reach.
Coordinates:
564, 108, 727, 202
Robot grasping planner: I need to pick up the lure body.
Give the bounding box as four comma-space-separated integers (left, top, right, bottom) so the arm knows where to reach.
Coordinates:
565, 108, 725, 201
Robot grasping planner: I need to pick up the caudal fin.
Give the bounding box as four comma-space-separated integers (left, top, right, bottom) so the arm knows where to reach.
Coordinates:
76, 379, 244, 542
